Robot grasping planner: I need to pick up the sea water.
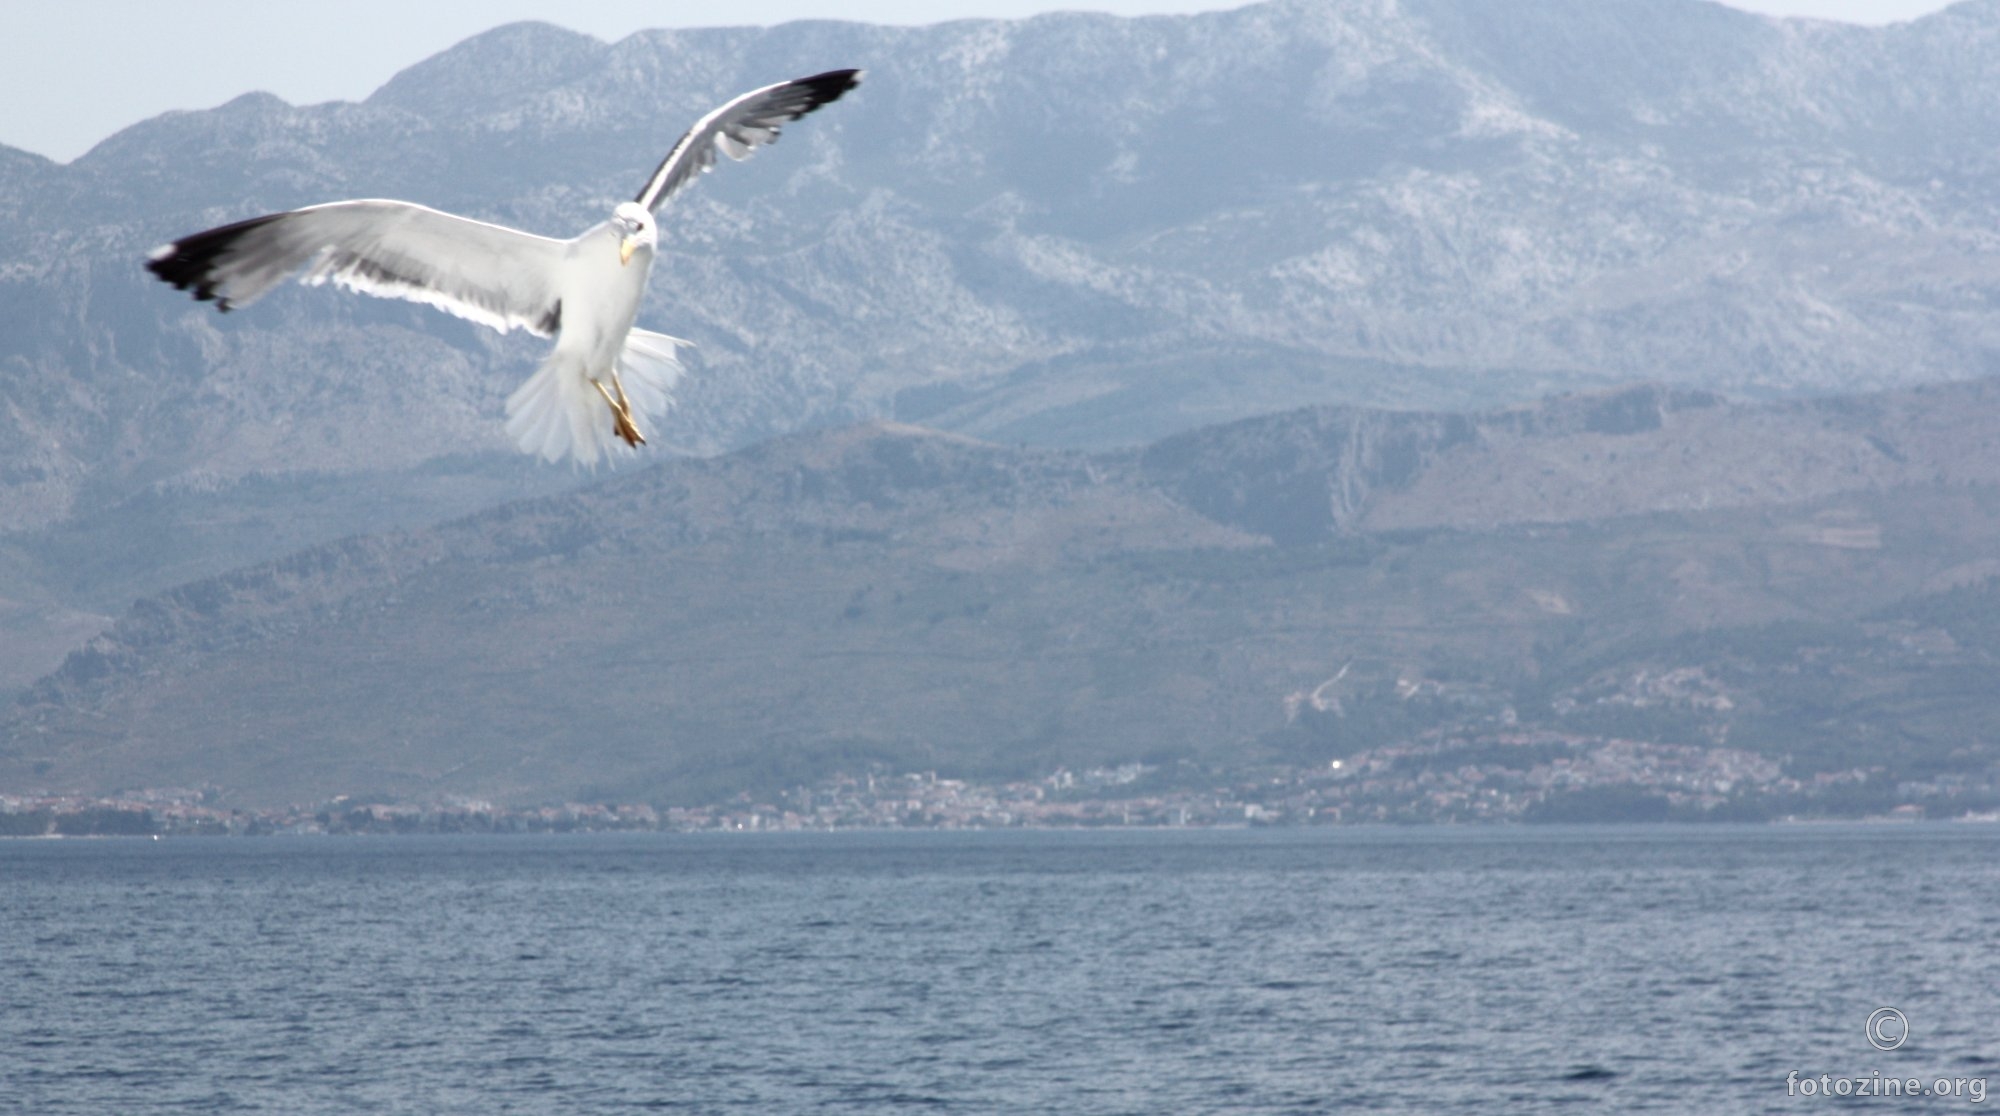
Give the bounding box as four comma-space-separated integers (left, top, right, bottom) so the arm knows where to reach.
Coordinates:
2, 825, 1995, 1113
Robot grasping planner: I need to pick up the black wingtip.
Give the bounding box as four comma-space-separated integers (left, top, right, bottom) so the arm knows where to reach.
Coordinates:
797, 68, 863, 105
144, 211, 284, 310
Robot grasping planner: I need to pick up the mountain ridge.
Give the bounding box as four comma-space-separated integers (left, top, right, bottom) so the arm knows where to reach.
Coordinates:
8, 377, 1999, 809
10, 0, 2000, 702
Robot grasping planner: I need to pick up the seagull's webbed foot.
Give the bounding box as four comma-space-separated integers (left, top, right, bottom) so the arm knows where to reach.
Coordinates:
591, 376, 646, 448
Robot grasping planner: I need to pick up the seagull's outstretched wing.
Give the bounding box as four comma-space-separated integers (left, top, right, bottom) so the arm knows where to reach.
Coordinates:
633, 69, 863, 213
146, 200, 569, 337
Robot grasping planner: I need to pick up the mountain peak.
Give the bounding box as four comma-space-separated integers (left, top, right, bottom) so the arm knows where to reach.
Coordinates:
12, 0, 2000, 700
368, 21, 611, 113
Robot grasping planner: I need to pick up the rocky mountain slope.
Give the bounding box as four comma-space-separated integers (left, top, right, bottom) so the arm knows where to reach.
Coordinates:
10, 2, 2000, 506
9, 0, 2000, 711
6, 381, 1997, 809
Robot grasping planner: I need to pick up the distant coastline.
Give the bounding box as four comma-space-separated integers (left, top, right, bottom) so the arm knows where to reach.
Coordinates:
7, 749, 1993, 836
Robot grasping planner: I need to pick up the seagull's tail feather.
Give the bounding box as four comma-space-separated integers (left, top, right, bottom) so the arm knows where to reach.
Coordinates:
616, 328, 692, 429
504, 351, 619, 468
502, 330, 691, 467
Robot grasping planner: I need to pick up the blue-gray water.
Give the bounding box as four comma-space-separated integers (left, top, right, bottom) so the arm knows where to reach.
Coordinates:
3, 825, 1996, 1113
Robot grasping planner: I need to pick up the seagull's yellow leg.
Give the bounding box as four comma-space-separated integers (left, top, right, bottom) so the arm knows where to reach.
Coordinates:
609, 369, 645, 448
609, 369, 637, 429
590, 378, 646, 448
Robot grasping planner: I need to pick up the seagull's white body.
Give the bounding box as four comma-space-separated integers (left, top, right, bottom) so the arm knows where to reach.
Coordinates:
503, 208, 669, 465
147, 69, 862, 466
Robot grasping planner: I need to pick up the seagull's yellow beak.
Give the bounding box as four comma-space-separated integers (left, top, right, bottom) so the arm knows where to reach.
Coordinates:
620, 235, 639, 266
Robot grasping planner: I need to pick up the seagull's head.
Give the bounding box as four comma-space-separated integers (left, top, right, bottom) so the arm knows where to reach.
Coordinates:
613, 202, 656, 266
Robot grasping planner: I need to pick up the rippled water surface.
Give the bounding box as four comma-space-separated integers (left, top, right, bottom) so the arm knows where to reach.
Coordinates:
4, 826, 1997, 1113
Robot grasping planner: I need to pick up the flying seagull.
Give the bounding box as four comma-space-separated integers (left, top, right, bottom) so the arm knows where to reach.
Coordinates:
146, 68, 862, 466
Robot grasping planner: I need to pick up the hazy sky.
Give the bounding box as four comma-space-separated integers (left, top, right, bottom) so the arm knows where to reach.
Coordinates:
0, 0, 1963, 163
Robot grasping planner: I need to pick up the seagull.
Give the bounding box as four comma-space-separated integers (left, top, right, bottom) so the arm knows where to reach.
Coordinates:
146, 69, 862, 466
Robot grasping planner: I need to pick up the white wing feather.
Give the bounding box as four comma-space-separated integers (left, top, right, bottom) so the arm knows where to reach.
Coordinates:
633, 69, 862, 213
146, 200, 569, 337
